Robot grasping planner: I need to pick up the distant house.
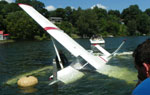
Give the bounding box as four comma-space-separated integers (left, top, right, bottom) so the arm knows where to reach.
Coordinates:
50, 17, 62, 23
120, 19, 125, 24
0, 30, 9, 40
0, 31, 3, 40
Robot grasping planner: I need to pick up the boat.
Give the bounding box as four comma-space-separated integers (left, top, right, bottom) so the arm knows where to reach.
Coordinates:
90, 35, 105, 44
18, 4, 125, 85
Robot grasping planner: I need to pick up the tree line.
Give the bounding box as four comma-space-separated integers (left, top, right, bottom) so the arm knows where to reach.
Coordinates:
1, 0, 150, 40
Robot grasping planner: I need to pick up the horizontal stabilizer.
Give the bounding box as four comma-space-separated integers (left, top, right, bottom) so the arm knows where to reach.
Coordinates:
92, 44, 111, 56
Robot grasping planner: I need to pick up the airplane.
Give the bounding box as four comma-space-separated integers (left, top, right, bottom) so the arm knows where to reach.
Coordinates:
18, 4, 125, 85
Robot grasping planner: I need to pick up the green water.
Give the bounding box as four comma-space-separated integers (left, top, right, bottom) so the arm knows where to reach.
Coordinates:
0, 36, 150, 95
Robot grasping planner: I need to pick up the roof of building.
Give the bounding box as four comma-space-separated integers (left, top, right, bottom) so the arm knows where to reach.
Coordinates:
50, 17, 62, 20
0, 31, 3, 34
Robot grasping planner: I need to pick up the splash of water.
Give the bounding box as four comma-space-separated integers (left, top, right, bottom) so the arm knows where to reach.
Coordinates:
116, 51, 133, 56
96, 64, 137, 84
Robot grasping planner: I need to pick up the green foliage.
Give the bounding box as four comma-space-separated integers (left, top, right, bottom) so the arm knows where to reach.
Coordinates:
0, 15, 4, 30
108, 10, 120, 17
92, 6, 107, 19
126, 20, 137, 35
4, 11, 45, 40
121, 5, 149, 36
56, 21, 76, 36
76, 9, 99, 37
54, 8, 66, 20
65, 6, 73, 21
137, 13, 150, 34
0, 1, 8, 15
145, 8, 150, 16
16, 0, 31, 4
118, 24, 128, 36
0, 0, 150, 40
1, 3, 20, 16
122, 5, 142, 22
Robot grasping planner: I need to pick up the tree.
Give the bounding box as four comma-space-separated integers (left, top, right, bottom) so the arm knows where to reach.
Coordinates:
1, 0, 150, 40
121, 5, 142, 24
0, 15, 4, 30
70, 7, 83, 26
76, 9, 99, 37
31, 0, 48, 17
55, 8, 66, 20
121, 5, 142, 35
145, 8, 150, 16
127, 20, 137, 35
0, 1, 8, 15
1, 3, 20, 16
137, 13, 150, 34
16, 0, 48, 17
15, 0, 31, 4
97, 18, 108, 36
92, 6, 107, 19
64, 6, 73, 21
118, 24, 128, 36
105, 15, 120, 36
56, 21, 76, 36
108, 10, 120, 17
4, 11, 45, 40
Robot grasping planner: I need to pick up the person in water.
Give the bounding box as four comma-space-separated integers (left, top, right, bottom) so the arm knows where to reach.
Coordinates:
55, 50, 69, 69
132, 39, 150, 95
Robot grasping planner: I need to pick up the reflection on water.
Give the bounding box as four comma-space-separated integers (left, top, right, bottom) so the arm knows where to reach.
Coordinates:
0, 36, 150, 95
53, 84, 58, 95
19, 86, 38, 94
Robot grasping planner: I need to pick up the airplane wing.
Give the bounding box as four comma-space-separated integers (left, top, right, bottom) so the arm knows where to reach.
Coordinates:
18, 4, 108, 69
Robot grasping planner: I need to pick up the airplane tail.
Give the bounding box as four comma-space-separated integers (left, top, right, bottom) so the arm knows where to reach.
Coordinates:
92, 39, 126, 61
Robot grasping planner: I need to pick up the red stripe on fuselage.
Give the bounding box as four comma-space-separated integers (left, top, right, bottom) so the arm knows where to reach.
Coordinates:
99, 56, 107, 63
44, 27, 59, 31
92, 44, 98, 46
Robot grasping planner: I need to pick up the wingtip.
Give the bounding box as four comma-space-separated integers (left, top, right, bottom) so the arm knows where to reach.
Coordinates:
18, 3, 24, 5
18, 3, 32, 7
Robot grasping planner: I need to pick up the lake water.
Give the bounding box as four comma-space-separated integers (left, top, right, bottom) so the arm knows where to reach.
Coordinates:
0, 36, 150, 95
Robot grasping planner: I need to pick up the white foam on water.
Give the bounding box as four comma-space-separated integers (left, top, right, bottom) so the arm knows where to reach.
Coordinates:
115, 51, 133, 56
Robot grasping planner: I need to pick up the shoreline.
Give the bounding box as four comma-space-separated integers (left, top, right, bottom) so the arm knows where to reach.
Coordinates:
0, 40, 15, 44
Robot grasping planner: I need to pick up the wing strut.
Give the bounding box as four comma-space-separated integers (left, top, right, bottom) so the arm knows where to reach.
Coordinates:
111, 39, 126, 56
52, 38, 64, 69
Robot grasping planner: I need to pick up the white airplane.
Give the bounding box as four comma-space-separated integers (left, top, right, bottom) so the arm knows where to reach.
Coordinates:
18, 4, 125, 85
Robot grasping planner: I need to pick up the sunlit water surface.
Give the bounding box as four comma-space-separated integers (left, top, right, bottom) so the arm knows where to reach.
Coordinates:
0, 36, 150, 95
